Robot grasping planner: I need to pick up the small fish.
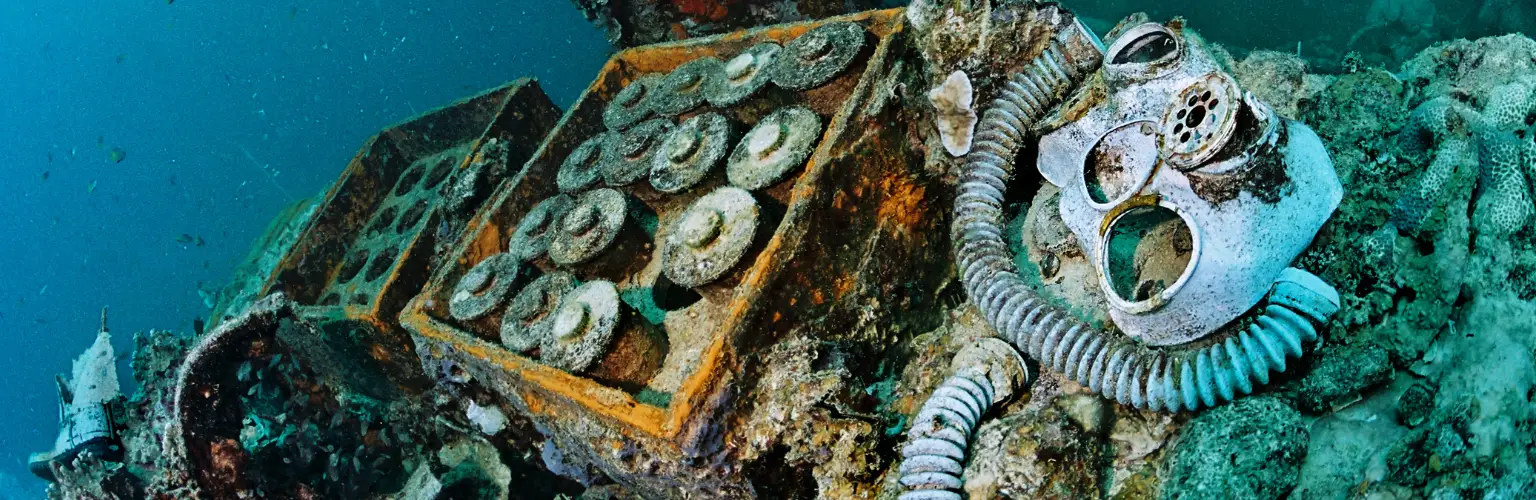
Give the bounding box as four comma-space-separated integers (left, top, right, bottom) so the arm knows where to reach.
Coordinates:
38, 285, 47, 296
107, 147, 126, 163
193, 317, 205, 335
196, 286, 215, 309
40, 170, 49, 181
114, 54, 127, 64
47, 151, 53, 163
96, 135, 103, 148
87, 180, 97, 194
176, 233, 199, 246
168, 174, 177, 186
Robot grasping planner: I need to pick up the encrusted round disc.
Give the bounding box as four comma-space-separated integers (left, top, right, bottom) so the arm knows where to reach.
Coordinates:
706, 43, 782, 107
1159, 73, 1241, 170
726, 106, 822, 190
508, 194, 575, 261
604, 74, 662, 131
448, 253, 522, 322
548, 188, 628, 266
558, 132, 616, 193
651, 113, 734, 193
603, 118, 672, 186
540, 280, 622, 373
770, 22, 866, 91
652, 57, 724, 116
662, 186, 760, 287
499, 271, 579, 354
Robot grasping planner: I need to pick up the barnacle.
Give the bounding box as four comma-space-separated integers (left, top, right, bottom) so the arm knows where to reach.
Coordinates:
1391, 80, 1536, 236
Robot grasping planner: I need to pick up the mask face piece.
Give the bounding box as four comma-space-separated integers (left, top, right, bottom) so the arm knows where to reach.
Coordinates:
1036, 22, 1343, 346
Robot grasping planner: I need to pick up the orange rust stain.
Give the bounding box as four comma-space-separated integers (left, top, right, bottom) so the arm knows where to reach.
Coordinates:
400, 310, 669, 436
670, 23, 690, 40
369, 343, 391, 362
524, 391, 547, 413
389, 8, 913, 448
876, 173, 928, 232
833, 274, 855, 300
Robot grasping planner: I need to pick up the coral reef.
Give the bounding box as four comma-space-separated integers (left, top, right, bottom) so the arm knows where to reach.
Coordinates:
1159, 397, 1309, 500
1391, 82, 1536, 237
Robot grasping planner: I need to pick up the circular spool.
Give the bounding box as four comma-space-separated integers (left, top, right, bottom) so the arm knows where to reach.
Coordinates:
651, 113, 735, 193
726, 106, 822, 190
448, 253, 523, 322
509, 194, 575, 262
558, 133, 616, 193
603, 119, 673, 186
1158, 73, 1241, 170
604, 74, 662, 131
540, 280, 623, 373
548, 188, 629, 266
662, 187, 760, 287
706, 43, 782, 107
499, 271, 579, 354
652, 58, 724, 116
770, 21, 866, 91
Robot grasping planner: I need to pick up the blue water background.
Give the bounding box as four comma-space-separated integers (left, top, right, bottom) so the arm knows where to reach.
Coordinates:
0, 1, 610, 495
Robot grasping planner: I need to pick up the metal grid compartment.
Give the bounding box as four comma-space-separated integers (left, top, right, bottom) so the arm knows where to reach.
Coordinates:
401, 10, 949, 487
255, 79, 562, 398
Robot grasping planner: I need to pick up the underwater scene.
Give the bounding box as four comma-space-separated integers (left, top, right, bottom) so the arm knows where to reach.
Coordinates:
4, 0, 1535, 498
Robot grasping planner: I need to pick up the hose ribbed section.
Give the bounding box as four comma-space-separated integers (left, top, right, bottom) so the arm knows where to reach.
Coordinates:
951, 41, 1339, 412
897, 367, 995, 500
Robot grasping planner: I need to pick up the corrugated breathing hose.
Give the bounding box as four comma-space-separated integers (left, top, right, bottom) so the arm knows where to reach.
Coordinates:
900, 14, 1345, 499
898, 339, 1027, 500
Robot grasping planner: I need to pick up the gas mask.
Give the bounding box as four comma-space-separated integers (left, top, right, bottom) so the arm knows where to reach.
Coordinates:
1035, 22, 1343, 346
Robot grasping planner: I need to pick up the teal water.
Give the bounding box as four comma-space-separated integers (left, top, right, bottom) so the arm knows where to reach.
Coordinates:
0, 1, 610, 495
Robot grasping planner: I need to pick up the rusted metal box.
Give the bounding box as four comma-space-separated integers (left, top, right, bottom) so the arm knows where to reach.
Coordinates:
401, 8, 948, 493
256, 79, 563, 399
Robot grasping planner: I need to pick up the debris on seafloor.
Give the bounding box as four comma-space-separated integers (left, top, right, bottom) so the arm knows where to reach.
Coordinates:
28, 308, 124, 483
927, 70, 977, 156
33, 3, 1536, 500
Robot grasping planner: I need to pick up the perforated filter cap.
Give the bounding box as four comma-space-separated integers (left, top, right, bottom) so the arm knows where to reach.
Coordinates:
662, 186, 760, 287
770, 21, 866, 91
726, 106, 822, 190
547, 188, 629, 266
539, 280, 622, 373
651, 113, 735, 193
509, 194, 575, 262
449, 253, 523, 322
499, 271, 579, 354
706, 43, 782, 107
